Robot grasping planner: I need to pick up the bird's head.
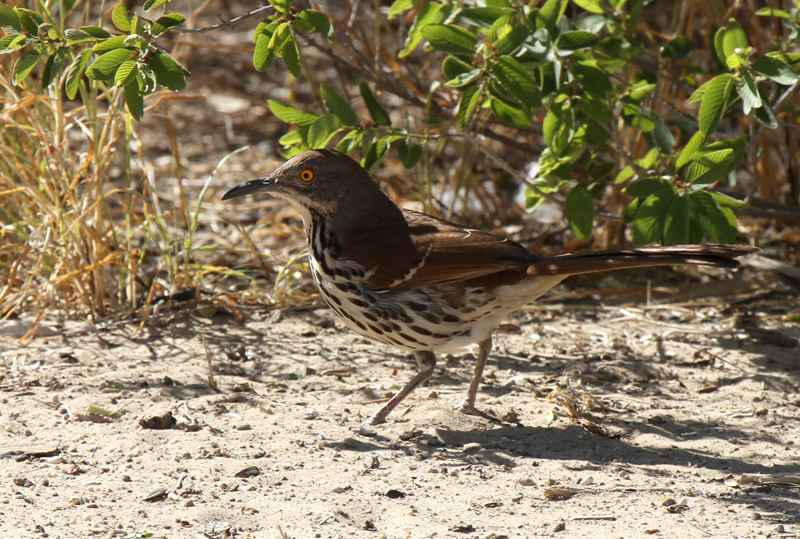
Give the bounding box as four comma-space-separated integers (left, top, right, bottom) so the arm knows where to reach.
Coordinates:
222, 149, 383, 228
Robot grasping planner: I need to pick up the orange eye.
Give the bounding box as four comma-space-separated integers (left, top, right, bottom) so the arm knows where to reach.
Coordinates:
300, 169, 314, 182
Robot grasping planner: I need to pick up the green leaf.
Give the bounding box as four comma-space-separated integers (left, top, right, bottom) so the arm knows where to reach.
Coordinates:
297, 9, 334, 40
124, 80, 143, 121
628, 80, 656, 102
635, 148, 659, 170
524, 188, 546, 212
614, 165, 635, 185
675, 131, 706, 171
737, 71, 761, 114
442, 56, 472, 81
490, 96, 531, 128
64, 29, 96, 46
359, 83, 391, 126
65, 49, 92, 99
682, 148, 733, 185
447, 67, 483, 88
459, 7, 516, 26
278, 130, 303, 146
321, 84, 358, 126
632, 186, 675, 245
688, 190, 737, 243
0, 34, 28, 54
652, 116, 675, 153
115, 59, 138, 86
536, 0, 567, 34
281, 34, 301, 77
689, 138, 745, 179
564, 185, 594, 241
574, 61, 613, 95
0, 4, 22, 35
493, 56, 541, 107
93, 35, 129, 54
307, 114, 340, 148
457, 85, 481, 131
662, 35, 695, 60
621, 103, 655, 132
664, 194, 690, 246
87, 48, 132, 80
362, 138, 389, 173
710, 191, 747, 208
721, 20, 749, 59
148, 51, 188, 91
752, 56, 797, 85
268, 100, 318, 126
556, 30, 600, 51
623, 197, 641, 224
753, 89, 777, 129
80, 26, 112, 39
494, 24, 529, 56
0, 5, 22, 34
398, 137, 423, 168
687, 78, 712, 104
389, 0, 424, 18
572, 0, 604, 14
12, 50, 39, 85
271, 0, 291, 14
543, 105, 574, 154
576, 93, 614, 122
698, 74, 734, 135
152, 13, 185, 36
143, 0, 169, 12
111, 2, 131, 32
754, 7, 791, 19
253, 32, 274, 71
42, 48, 70, 89
399, 1, 442, 58
725, 53, 747, 70
420, 24, 477, 56
624, 177, 672, 198
16, 9, 41, 35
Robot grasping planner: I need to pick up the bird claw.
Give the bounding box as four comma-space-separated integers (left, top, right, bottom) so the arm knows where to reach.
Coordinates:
359, 413, 386, 434
453, 400, 481, 416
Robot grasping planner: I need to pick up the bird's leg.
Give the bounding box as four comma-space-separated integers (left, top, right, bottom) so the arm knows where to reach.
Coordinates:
362, 350, 437, 427
454, 337, 492, 416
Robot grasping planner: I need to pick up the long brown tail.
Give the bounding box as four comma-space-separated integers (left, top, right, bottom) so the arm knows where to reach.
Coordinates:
527, 245, 759, 277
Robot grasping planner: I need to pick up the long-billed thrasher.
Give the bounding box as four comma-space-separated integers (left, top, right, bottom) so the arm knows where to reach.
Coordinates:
223, 149, 758, 427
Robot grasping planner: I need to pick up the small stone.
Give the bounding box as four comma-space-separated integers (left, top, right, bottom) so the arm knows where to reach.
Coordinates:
462, 442, 481, 453
399, 429, 422, 441
553, 521, 566, 533
234, 466, 260, 478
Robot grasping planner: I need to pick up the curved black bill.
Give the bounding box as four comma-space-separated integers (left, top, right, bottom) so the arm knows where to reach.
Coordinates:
222, 177, 279, 200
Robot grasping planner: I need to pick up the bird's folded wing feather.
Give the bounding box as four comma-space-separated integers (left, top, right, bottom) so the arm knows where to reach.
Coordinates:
361, 209, 537, 292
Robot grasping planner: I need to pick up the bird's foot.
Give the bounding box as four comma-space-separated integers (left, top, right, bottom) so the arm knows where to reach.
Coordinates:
453, 399, 481, 416
359, 412, 387, 435
454, 400, 501, 423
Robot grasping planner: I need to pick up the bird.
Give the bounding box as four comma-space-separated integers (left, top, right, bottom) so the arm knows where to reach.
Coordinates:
223, 149, 758, 427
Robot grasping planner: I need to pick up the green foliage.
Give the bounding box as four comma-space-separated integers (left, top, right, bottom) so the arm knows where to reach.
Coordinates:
2, 1, 189, 121
252, 4, 334, 76
267, 2, 792, 246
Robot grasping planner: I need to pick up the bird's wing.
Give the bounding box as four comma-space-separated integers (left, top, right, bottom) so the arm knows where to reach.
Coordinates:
359, 208, 537, 292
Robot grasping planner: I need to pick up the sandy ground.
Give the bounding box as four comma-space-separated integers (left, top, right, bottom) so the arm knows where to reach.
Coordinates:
1, 286, 798, 539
